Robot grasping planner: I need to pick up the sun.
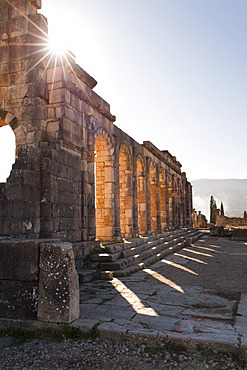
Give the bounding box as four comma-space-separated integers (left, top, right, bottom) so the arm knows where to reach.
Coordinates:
45, 9, 72, 58
48, 35, 68, 57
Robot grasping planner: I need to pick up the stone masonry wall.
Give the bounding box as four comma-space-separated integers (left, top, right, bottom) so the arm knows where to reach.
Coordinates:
216, 215, 247, 228
0, 0, 193, 244
0, 238, 79, 323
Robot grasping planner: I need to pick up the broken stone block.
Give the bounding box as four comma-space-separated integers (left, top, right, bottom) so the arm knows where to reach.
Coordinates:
37, 242, 79, 323
0, 280, 38, 319
185, 237, 192, 246
0, 240, 39, 281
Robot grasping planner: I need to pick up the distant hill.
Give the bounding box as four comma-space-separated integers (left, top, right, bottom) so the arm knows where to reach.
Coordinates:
191, 179, 247, 220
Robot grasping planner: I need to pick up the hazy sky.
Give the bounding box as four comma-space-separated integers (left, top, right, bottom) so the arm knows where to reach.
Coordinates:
0, 0, 246, 183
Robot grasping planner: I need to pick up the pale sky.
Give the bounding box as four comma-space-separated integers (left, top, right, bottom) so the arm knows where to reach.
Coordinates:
0, 0, 246, 183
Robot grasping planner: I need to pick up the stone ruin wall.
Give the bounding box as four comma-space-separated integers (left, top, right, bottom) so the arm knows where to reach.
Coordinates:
216, 215, 247, 228
0, 0, 193, 323
0, 0, 193, 245
192, 210, 207, 229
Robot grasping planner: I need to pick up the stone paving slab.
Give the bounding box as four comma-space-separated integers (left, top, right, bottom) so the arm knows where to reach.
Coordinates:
77, 235, 247, 352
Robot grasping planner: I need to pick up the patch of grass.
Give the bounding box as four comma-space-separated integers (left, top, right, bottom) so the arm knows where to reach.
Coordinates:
91, 322, 101, 340
144, 340, 187, 358
139, 321, 150, 329
232, 334, 246, 368
197, 344, 216, 359
58, 325, 88, 341
0, 328, 35, 344
0, 324, 92, 344
197, 344, 234, 364
163, 340, 187, 354
231, 300, 241, 326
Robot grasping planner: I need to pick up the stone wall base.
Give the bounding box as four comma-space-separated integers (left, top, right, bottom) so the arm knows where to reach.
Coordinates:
0, 239, 79, 323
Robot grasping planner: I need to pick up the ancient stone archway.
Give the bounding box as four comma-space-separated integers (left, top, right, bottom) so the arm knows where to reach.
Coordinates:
94, 135, 114, 241
167, 175, 173, 228
0, 0, 193, 243
173, 179, 179, 227
149, 163, 157, 232
119, 144, 133, 238
136, 156, 146, 234
0, 123, 16, 183
159, 171, 166, 230
0, 0, 195, 324
177, 179, 182, 227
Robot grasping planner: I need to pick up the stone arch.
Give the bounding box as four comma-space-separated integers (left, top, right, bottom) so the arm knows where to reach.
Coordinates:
94, 127, 115, 159
173, 179, 179, 227
94, 134, 114, 241
119, 143, 133, 237
158, 170, 166, 230
177, 178, 182, 227
167, 174, 173, 228
149, 162, 157, 232
0, 109, 18, 131
0, 110, 17, 182
136, 155, 146, 234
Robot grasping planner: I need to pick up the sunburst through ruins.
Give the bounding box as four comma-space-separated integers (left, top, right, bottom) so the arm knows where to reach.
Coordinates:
3, 0, 85, 95
0, 0, 193, 248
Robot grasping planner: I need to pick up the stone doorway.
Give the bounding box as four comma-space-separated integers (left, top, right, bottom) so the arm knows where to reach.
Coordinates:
137, 157, 146, 234
94, 135, 114, 241
119, 145, 133, 238
0, 122, 16, 183
149, 164, 157, 232
159, 171, 166, 230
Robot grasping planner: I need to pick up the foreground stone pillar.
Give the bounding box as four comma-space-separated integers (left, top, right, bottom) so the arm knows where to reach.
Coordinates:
37, 242, 79, 323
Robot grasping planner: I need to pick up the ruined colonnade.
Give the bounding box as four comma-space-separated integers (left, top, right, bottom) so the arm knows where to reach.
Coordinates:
0, 0, 193, 244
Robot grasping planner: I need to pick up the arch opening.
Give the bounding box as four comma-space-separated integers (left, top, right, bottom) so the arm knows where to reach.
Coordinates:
137, 158, 146, 234
94, 135, 114, 241
0, 122, 16, 183
159, 172, 166, 230
119, 146, 133, 238
149, 164, 157, 232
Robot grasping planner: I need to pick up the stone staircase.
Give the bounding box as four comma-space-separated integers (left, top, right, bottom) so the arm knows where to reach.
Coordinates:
79, 228, 204, 280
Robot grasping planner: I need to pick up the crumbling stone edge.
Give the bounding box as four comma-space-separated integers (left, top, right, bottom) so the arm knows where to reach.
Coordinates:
0, 317, 246, 358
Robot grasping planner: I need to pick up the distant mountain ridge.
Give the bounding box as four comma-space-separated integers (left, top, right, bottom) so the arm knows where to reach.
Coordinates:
191, 179, 247, 220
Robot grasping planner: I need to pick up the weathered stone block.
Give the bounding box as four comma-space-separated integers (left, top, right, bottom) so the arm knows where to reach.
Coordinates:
0, 240, 39, 281
49, 88, 65, 104
37, 242, 79, 323
0, 2, 8, 21
232, 228, 247, 241
0, 280, 38, 319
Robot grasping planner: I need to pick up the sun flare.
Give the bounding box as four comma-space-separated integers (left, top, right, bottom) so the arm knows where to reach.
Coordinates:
48, 36, 68, 57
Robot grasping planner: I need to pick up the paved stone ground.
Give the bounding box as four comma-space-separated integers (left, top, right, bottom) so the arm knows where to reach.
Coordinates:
1, 234, 247, 369
78, 234, 247, 349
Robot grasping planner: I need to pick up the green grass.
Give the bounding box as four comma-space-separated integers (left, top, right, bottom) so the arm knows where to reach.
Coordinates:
0, 324, 95, 344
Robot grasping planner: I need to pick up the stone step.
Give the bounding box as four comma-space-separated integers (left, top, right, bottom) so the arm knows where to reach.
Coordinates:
91, 229, 191, 263
100, 230, 200, 271
101, 229, 185, 254
77, 269, 99, 284
109, 231, 205, 277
